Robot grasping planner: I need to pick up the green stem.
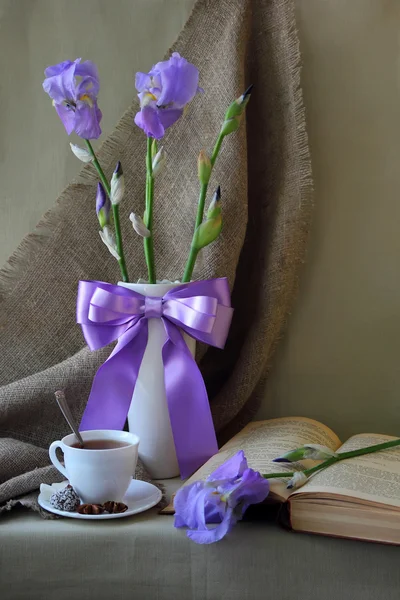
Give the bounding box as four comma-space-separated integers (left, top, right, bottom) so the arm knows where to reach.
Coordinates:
182, 133, 225, 283
111, 206, 128, 281
85, 140, 111, 194
182, 248, 199, 284
84, 140, 129, 282
143, 137, 156, 283
262, 438, 400, 481
181, 184, 207, 283
211, 133, 224, 166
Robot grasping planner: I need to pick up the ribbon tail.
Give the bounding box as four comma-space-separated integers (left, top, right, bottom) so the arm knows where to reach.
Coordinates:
162, 324, 218, 478
80, 322, 148, 431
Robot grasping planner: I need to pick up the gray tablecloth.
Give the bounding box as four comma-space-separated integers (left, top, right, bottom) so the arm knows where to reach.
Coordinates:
0, 480, 399, 600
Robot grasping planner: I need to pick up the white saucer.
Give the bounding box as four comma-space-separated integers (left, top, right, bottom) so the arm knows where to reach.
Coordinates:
38, 479, 162, 520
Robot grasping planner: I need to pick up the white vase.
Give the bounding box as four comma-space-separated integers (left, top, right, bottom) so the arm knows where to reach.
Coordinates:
117, 281, 196, 479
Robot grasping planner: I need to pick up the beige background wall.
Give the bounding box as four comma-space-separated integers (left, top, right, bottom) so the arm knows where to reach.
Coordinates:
0, 0, 399, 438
257, 0, 400, 438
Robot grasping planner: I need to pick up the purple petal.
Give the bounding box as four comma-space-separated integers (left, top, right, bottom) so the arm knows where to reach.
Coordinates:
149, 87, 162, 97
75, 62, 100, 101
44, 60, 75, 77
204, 500, 224, 524
54, 103, 76, 135
149, 59, 170, 76
229, 468, 270, 508
75, 60, 99, 84
174, 513, 188, 528
186, 506, 235, 544
135, 72, 152, 92
174, 481, 206, 529
156, 58, 199, 108
134, 106, 165, 139
76, 76, 100, 100
74, 101, 102, 139
157, 108, 183, 130
95, 105, 103, 132
43, 62, 77, 104
150, 52, 183, 76
208, 451, 248, 482
149, 73, 162, 90
192, 486, 213, 531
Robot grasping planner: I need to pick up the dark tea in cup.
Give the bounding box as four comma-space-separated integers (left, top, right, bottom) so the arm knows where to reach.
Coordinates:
71, 439, 131, 450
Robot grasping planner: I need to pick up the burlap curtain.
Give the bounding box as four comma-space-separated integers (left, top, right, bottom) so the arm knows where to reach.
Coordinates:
0, 0, 312, 515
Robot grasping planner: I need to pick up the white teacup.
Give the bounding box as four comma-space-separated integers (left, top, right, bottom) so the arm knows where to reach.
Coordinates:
49, 430, 139, 504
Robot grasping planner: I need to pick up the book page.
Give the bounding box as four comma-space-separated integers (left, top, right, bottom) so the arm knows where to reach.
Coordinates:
161, 417, 341, 512
188, 417, 341, 481
292, 433, 400, 508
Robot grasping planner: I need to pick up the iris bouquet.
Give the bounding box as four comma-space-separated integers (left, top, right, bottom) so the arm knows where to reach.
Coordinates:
42, 54, 248, 480
43, 54, 251, 283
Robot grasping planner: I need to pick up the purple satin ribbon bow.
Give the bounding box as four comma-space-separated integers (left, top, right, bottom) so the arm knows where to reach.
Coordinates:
76, 278, 233, 478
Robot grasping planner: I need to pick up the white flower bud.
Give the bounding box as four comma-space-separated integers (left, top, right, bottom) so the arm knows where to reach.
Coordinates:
99, 226, 120, 260
152, 146, 166, 177
110, 161, 125, 205
287, 471, 308, 490
69, 143, 93, 163
129, 213, 150, 238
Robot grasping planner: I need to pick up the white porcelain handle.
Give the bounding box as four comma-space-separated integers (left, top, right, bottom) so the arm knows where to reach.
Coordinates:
49, 441, 68, 478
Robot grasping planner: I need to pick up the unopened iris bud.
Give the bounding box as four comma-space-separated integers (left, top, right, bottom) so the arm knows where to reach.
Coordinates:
225, 84, 253, 120
220, 117, 240, 136
96, 182, 111, 228
220, 84, 253, 137
287, 471, 308, 490
198, 149, 212, 185
193, 216, 222, 250
69, 143, 93, 163
303, 444, 338, 460
206, 186, 221, 219
129, 213, 150, 238
193, 186, 222, 250
99, 226, 120, 260
151, 138, 158, 160
152, 146, 166, 177
273, 444, 338, 463
110, 161, 124, 205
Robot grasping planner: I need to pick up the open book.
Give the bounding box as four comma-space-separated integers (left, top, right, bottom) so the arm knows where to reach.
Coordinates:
162, 417, 400, 545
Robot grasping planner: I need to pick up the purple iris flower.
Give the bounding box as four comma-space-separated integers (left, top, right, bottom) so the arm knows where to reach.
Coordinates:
174, 451, 269, 544
134, 52, 200, 139
43, 58, 102, 139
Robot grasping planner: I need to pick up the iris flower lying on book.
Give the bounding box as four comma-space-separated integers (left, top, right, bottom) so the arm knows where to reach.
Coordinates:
174, 451, 270, 544
174, 436, 400, 544
42, 54, 252, 284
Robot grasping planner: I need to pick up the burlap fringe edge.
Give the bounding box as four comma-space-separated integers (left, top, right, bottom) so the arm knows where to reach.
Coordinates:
252, 0, 315, 399
217, 0, 315, 432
